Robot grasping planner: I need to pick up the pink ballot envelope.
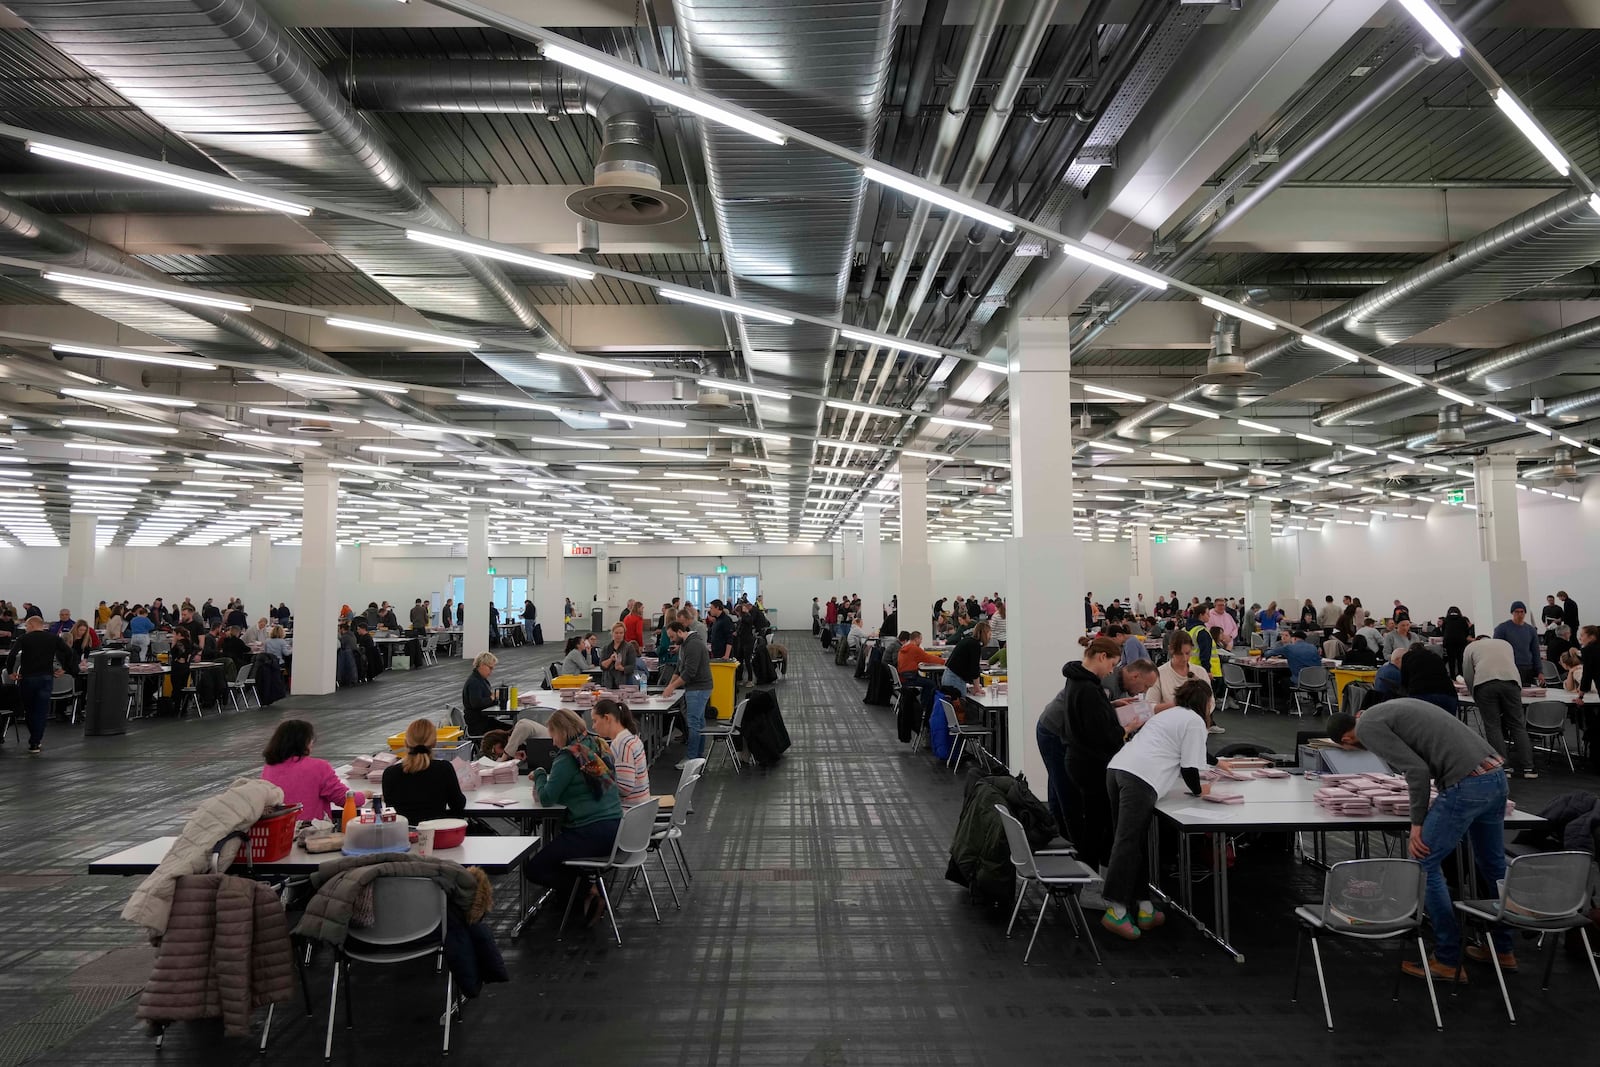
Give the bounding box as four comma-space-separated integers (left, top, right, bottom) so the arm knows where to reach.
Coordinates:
1116, 702, 1151, 730
1201, 792, 1245, 804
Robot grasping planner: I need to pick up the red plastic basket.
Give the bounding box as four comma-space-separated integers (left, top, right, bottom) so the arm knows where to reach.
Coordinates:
246, 805, 301, 864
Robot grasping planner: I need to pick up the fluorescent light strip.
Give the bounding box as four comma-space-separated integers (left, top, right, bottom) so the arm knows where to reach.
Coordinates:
369, 420, 496, 438
528, 435, 607, 449
1301, 335, 1362, 362
606, 413, 687, 429
1345, 444, 1378, 456
694, 378, 792, 400
663, 471, 720, 481
718, 426, 790, 443
662, 289, 793, 325
29, 140, 312, 216
1386, 453, 1416, 465
1149, 452, 1190, 463
43, 270, 250, 311
60, 418, 178, 435
1167, 402, 1219, 419
862, 165, 1015, 233
360, 445, 443, 458
1088, 440, 1134, 453
1235, 419, 1279, 434
574, 464, 639, 475
276, 372, 410, 394
1081, 384, 1147, 403
640, 447, 707, 460
1059, 242, 1169, 290
205, 452, 294, 465
536, 352, 653, 378
1295, 432, 1333, 446
1484, 406, 1519, 423
926, 414, 993, 432
324, 317, 479, 350
224, 433, 319, 447
838, 328, 941, 359
455, 393, 559, 413
1524, 420, 1553, 436
540, 40, 785, 145
824, 398, 903, 418
816, 439, 882, 453
1435, 387, 1476, 408
1491, 87, 1570, 177
1376, 365, 1426, 387
404, 229, 595, 279
247, 407, 360, 424
1199, 296, 1277, 331
1203, 460, 1240, 471
60, 388, 194, 408
1395, 0, 1464, 56
50, 343, 217, 371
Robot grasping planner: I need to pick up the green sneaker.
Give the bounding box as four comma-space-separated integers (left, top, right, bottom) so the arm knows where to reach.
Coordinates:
1100, 909, 1141, 940
1136, 907, 1165, 930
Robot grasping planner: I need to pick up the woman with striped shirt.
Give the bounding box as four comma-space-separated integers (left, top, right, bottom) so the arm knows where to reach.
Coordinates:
592, 698, 650, 807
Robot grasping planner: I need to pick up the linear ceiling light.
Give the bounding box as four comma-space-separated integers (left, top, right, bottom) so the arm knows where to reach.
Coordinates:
454, 393, 559, 413
223, 433, 320, 448
1295, 432, 1333, 446
606, 414, 687, 428
29, 141, 314, 216
64, 442, 165, 455
1081, 384, 1146, 403
1235, 419, 1279, 434
927, 414, 993, 432
1435, 387, 1477, 408
360, 445, 444, 458
1301, 335, 1362, 362
861, 165, 1015, 232
1484, 405, 1519, 423
539, 39, 786, 145
404, 229, 595, 278
837, 328, 941, 359
60, 388, 195, 408
324, 317, 479, 350
42, 270, 250, 311
639, 447, 706, 460
529, 435, 607, 449
1375, 365, 1426, 387
60, 417, 178, 435
662, 288, 794, 325
205, 452, 293, 464
50, 342, 217, 371
695, 378, 792, 400
247, 407, 361, 424
536, 352, 653, 378
1199, 296, 1277, 331
1167, 402, 1219, 419
1059, 242, 1168, 290
573, 464, 639, 475
718, 426, 790, 443
276, 372, 411, 394
815, 439, 880, 453
1491, 87, 1570, 176
824, 399, 903, 418
1395, 0, 1463, 57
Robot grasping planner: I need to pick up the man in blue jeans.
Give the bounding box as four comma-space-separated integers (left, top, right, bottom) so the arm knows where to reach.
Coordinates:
7, 617, 74, 754
1328, 699, 1515, 980
661, 618, 712, 770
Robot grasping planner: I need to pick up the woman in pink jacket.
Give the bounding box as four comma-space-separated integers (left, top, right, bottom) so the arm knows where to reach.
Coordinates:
260, 719, 350, 821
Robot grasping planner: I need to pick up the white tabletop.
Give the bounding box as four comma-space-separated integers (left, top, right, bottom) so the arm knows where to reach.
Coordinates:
1456, 687, 1576, 706
519, 689, 683, 713
336, 767, 565, 818
89, 833, 540, 876
964, 690, 1009, 709
1156, 774, 1543, 832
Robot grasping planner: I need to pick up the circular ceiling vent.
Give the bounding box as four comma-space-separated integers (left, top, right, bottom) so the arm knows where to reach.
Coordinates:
1193, 354, 1262, 386
567, 176, 688, 226
691, 388, 734, 411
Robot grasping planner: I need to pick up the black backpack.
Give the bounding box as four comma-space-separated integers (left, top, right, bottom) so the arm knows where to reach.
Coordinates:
741, 689, 791, 766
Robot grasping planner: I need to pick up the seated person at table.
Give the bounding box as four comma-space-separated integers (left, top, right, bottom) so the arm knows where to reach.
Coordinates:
479, 729, 513, 762
559, 633, 595, 677
1278, 629, 1322, 684
522, 708, 624, 926
462, 652, 515, 735
220, 626, 253, 673
1373, 648, 1404, 696
1340, 633, 1378, 667
598, 622, 639, 688
1100, 679, 1212, 941
1400, 644, 1459, 715
591, 698, 650, 808
240, 617, 265, 645
352, 622, 383, 680
898, 631, 945, 714
260, 718, 349, 821
1560, 648, 1582, 692
335, 623, 359, 687
382, 719, 467, 825
1326, 701, 1514, 979
262, 625, 290, 664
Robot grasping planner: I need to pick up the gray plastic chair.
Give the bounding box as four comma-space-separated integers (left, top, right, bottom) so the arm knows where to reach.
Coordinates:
1540, 660, 1560, 685
1454, 850, 1600, 1022
49, 674, 79, 724
1525, 700, 1574, 771
1291, 666, 1331, 718
324, 877, 456, 1061
227, 663, 257, 710
945, 698, 993, 774
560, 797, 662, 945
1222, 661, 1262, 715
994, 805, 1101, 966
1292, 858, 1439, 1032
649, 770, 703, 903
699, 699, 749, 774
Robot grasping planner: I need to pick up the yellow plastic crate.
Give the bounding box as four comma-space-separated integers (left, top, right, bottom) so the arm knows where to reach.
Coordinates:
550, 674, 591, 689
388, 725, 462, 752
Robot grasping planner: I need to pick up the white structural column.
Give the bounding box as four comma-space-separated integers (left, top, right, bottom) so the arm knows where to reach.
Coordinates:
897, 455, 932, 637
293, 462, 340, 695
464, 504, 491, 660
860, 505, 884, 627
540, 530, 564, 643
247, 532, 272, 620
61, 510, 97, 620
1472, 455, 1529, 624
1241, 500, 1285, 611
1005, 318, 1081, 781
842, 529, 861, 596
1128, 523, 1155, 616
831, 539, 845, 583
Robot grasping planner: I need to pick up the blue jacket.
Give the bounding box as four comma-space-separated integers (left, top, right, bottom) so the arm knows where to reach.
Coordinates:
1281, 640, 1322, 684
1491, 620, 1540, 668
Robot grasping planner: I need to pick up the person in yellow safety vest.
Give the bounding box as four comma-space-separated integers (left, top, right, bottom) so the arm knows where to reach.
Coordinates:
1188, 622, 1222, 679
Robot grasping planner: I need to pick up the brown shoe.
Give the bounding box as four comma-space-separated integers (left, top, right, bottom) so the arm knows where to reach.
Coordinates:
1401, 956, 1467, 983
1465, 944, 1519, 972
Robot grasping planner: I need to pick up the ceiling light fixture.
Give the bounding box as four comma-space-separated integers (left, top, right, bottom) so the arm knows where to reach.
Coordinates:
42, 269, 251, 311
324, 316, 479, 350
528, 435, 607, 449
838, 328, 941, 359
927, 414, 994, 432
536, 352, 653, 378
359, 445, 444, 458
1167, 402, 1220, 419
1081, 384, 1146, 403
1484, 406, 1519, 423
1394, 0, 1464, 56
28, 140, 313, 215
1199, 296, 1277, 331
277, 372, 411, 394
1295, 432, 1334, 446
1375, 365, 1426, 387
1435, 387, 1476, 407
247, 407, 361, 424
639, 447, 707, 460
694, 378, 792, 400
454, 393, 560, 413
1345, 444, 1378, 456
573, 464, 639, 475
404, 228, 596, 278
50, 342, 217, 371
861, 165, 1015, 232
719, 426, 790, 443
60, 417, 178, 435
824, 398, 904, 418
1235, 419, 1279, 434
662, 288, 793, 325
1491, 87, 1570, 176
1301, 335, 1362, 362
60, 388, 195, 408
1150, 451, 1191, 463
539, 39, 786, 145
606, 413, 687, 428
1059, 242, 1169, 289
206, 452, 293, 464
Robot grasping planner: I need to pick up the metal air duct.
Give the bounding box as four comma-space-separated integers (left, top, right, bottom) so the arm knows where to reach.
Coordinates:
1194, 311, 1260, 386
1435, 405, 1467, 445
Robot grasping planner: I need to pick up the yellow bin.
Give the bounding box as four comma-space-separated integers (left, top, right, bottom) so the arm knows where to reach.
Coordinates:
709, 659, 738, 720
1331, 667, 1377, 705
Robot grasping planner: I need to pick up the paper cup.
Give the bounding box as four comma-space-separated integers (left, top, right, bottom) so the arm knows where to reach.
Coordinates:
417, 825, 435, 857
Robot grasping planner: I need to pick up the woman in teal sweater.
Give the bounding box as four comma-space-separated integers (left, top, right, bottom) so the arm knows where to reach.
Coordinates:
523, 707, 624, 925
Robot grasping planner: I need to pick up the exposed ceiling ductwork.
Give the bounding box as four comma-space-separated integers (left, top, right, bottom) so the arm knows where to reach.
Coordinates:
671, 0, 898, 474
6, 0, 579, 394
327, 59, 686, 227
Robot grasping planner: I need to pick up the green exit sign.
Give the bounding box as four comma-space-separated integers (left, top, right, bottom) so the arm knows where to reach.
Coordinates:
1448, 489, 1465, 504
716, 564, 728, 574
487, 566, 496, 575
1154, 535, 1166, 544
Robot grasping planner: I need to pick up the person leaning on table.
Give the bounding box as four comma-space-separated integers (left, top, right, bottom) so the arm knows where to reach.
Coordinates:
1461, 636, 1536, 779
382, 719, 467, 826
661, 618, 713, 770
523, 708, 624, 928
1327, 700, 1516, 981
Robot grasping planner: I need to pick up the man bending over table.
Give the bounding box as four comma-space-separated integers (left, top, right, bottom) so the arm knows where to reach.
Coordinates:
1327, 699, 1513, 981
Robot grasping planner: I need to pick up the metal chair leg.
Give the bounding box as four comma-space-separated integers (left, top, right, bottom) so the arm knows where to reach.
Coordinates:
1487, 933, 1516, 1023
1066, 893, 1102, 965
1421, 936, 1443, 1031
640, 866, 662, 922
1310, 933, 1333, 1031
1005, 879, 1029, 938
1023, 891, 1049, 965
342, 960, 353, 1030
441, 971, 454, 1053
1581, 928, 1600, 995
259, 1002, 275, 1053
555, 877, 584, 942
323, 958, 340, 1061
598, 876, 622, 946
656, 847, 681, 907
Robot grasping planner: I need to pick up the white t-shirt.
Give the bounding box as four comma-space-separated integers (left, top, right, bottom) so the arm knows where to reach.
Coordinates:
1152, 659, 1208, 706
1108, 707, 1209, 796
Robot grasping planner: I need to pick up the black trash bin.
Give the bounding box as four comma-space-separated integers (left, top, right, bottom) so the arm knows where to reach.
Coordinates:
84, 649, 130, 736
591, 607, 605, 634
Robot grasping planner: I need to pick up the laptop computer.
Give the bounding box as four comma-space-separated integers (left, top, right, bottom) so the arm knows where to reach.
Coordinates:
518, 737, 557, 775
